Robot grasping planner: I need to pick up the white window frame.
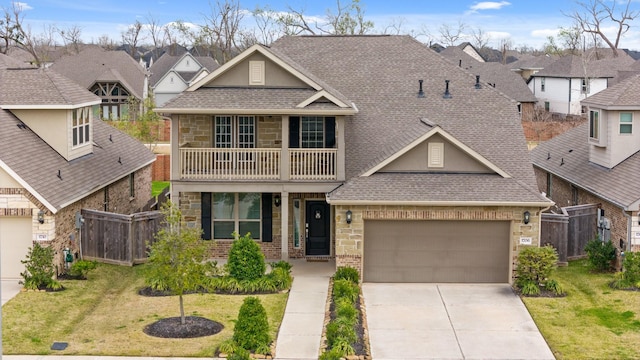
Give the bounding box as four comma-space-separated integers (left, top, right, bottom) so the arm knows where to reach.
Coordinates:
212, 193, 261, 240
72, 106, 91, 147
301, 116, 324, 148
214, 115, 256, 148
589, 110, 600, 140
620, 112, 633, 135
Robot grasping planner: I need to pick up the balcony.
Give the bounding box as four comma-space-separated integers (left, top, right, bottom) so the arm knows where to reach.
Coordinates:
180, 148, 337, 181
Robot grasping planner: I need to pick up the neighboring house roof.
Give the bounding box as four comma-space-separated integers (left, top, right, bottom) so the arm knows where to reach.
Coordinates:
532, 54, 627, 78
508, 54, 557, 71
266, 35, 547, 205
0, 68, 99, 108
530, 123, 640, 210
149, 53, 219, 86
0, 53, 28, 69
50, 47, 147, 100
440, 50, 536, 103
582, 73, 640, 109
0, 67, 155, 213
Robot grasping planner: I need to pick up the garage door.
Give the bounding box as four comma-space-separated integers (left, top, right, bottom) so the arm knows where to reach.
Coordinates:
0, 217, 33, 279
364, 220, 510, 283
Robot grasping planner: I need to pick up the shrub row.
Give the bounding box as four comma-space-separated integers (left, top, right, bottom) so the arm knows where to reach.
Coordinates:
515, 245, 565, 296
321, 266, 361, 360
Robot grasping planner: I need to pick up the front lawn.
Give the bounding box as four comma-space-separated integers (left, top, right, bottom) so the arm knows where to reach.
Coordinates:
523, 259, 640, 360
2, 263, 288, 356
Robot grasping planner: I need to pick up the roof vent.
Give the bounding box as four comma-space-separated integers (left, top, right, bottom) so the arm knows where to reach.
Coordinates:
458, 59, 462, 67
475, 75, 482, 89
443, 80, 452, 99
118, 157, 122, 165
418, 79, 425, 98
57, 170, 62, 180
109, 134, 113, 142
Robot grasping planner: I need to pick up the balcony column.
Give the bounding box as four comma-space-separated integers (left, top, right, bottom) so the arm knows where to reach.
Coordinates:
281, 115, 290, 181
280, 191, 289, 260
337, 116, 346, 181
170, 115, 180, 181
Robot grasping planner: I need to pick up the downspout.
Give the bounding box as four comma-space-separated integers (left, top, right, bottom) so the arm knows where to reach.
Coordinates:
568, 78, 572, 115
623, 209, 632, 252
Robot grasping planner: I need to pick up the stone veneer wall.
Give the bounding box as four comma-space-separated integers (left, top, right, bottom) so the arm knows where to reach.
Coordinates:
334, 204, 542, 283
534, 167, 634, 251
179, 114, 282, 149
0, 165, 152, 274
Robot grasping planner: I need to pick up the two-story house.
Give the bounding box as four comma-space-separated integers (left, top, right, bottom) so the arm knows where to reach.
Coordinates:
531, 73, 640, 252
50, 46, 149, 120
0, 64, 155, 279
158, 35, 552, 283
150, 52, 219, 107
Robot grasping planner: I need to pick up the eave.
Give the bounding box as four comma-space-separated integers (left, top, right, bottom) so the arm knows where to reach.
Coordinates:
155, 108, 359, 116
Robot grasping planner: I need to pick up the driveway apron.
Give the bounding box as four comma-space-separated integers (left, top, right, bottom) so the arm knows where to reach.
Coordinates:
363, 283, 555, 360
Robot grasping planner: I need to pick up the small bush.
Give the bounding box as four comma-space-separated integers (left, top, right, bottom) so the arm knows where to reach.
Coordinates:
520, 281, 540, 296
611, 252, 640, 289
335, 298, 358, 323
227, 233, 266, 281
20, 243, 61, 290
326, 317, 357, 348
334, 266, 360, 284
333, 278, 359, 302
515, 245, 558, 290
268, 267, 293, 290
585, 238, 616, 272
227, 347, 251, 360
69, 260, 97, 278
319, 348, 344, 360
270, 260, 292, 272
544, 279, 565, 296
233, 296, 271, 353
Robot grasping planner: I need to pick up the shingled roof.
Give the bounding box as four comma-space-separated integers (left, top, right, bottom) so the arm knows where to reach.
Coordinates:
583, 73, 640, 108
533, 54, 627, 78
50, 47, 147, 100
149, 53, 219, 86
0, 67, 155, 213
267, 35, 547, 204
531, 123, 640, 210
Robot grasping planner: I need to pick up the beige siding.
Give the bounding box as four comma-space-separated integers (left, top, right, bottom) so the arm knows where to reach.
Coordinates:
12, 109, 69, 159
0, 168, 20, 187
211, 53, 309, 88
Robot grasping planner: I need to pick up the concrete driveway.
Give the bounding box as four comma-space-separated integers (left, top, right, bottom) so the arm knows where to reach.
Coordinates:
363, 283, 555, 360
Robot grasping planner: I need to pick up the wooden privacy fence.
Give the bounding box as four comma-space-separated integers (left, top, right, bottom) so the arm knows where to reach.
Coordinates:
80, 209, 164, 266
541, 204, 598, 265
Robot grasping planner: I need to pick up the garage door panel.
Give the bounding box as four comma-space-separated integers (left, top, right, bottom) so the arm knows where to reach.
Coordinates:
1, 217, 33, 279
364, 220, 510, 283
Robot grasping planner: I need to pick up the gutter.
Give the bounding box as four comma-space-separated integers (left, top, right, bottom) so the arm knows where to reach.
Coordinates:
325, 199, 554, 207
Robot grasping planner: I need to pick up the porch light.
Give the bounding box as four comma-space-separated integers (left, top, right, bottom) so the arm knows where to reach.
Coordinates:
274, 194, 281, 207
523, 210, 531, 225
346, 210, 352, 224
38, 210, 45, 224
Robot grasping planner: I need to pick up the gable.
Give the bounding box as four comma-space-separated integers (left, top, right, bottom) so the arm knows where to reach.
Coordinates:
0, 167, 20, 187
154, 71, 189, 92
379, 133, 494, 174
174, 54, 201, 72
209, 52, 309, 88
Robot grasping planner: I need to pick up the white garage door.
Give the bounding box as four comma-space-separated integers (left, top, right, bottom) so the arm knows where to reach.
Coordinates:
364, 220, 511, 283
0, 217, 33, 279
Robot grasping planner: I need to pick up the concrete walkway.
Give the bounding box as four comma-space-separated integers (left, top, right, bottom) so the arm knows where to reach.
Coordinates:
274, 259, 334, 360
363, 283, 555, 360
2, 278, 22, 305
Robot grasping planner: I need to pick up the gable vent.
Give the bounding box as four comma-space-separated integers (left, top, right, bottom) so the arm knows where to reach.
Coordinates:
428, 142, 444, 168
249, 60, 265, 86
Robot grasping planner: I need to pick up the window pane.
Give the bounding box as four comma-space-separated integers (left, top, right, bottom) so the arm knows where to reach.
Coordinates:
215, 116, 232, 148
302, 116, 324, 148
590, 111, 599, 139
239, 221, 260, 239
237, 116, 255, 148
238, 193, 260, 219
73, 128, 78, 146
213, 221, 235, 239
621, 113, 632, 122
85, 125, 90, 143
213, 193, 235, 219
111, 105, 119, 120
621, 124, 632, 134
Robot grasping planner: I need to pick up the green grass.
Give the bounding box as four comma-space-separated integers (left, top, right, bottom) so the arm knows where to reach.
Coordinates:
2, 263, 288, 356
523, 259, 640, 359
151, 181, 169, 197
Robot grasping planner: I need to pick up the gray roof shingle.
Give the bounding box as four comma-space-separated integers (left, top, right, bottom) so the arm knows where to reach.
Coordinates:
149, 53, 219, 86
582, 73, 640, 107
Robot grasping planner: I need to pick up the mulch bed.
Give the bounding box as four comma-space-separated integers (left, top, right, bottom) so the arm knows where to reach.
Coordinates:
57, 273, 86, 280
328, 294, 368, 355
143, 316, 223, 338
514, 286, 566, 298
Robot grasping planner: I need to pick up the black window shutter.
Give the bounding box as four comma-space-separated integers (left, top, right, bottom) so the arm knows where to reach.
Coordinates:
262, 193, 273, 242
201, 192, 212, 240
325, 117, 336, 148
289, 116, 300, 148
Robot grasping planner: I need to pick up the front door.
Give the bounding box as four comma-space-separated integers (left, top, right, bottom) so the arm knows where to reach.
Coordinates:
305, 201, 330, 256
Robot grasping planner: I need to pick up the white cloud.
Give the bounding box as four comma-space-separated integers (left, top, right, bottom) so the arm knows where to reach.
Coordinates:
14, 2, 33, 11
531, 29, 560, 38
469, 1, 511, 12
486, 31, 511, 40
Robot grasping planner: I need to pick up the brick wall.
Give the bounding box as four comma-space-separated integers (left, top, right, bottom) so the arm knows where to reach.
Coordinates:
152, 154, 170, 181
334, 205, 543, 283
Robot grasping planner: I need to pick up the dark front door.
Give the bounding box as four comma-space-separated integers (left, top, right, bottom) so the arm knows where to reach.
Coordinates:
305, 201, 330, 256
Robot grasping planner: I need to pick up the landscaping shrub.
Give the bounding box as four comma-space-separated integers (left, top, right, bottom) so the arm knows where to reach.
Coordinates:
326, 317, 357, 348
544, 279, 565, 296
585, 237, 616, 272
227, 347, 251, 360
267, 267, 293, 290
20, 243, 62, 290
332, 278, 359, 302
233, 296, 271, 354
227, 233, 266, 281
335, 298, 358, 323
334, 266, 360, 284
515, 245, 558, 288
270, 260, 292, 272
611, 251, 640, 289
69, 260, 97, 278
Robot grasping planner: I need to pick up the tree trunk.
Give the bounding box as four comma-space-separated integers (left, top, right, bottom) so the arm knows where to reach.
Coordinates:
179, 294, 185, 325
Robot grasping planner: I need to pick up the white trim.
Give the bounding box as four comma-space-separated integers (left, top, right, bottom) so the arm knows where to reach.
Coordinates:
361, 126, 511, 178
325, 199, 553, 207
155, 108, 358, 116
296, 90, 352, 109
1, 100, 101, 110
0, 159, 57, 213
187, 44, 322, 91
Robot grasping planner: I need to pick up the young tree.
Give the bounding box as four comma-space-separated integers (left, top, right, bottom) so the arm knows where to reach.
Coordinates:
439, 21, 466, 46
121, 20, 145, 57
470, 27, 491, 49
145, 202, 214, 325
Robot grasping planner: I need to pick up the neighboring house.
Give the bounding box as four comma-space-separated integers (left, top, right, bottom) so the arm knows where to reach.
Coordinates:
456, 42, 486, 62
0, 66, 156, 279
50, 47, 149, 120
508, 54, 557, 81
527, 54, 635, 115
158, 35, 551, 284
440, 47, 537, 121
531, 74, 640, 252
150, 52, 219, 107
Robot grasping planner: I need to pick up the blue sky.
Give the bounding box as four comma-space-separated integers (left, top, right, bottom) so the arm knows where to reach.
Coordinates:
6, 0, 640, 50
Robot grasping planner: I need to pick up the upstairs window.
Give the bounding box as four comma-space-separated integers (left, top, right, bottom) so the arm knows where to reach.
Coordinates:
620, 112, 633, 134
540, 77, 545, 92
582, 78, 589, 93
90, 82, 131, 120
72, 106, 91, 147
214, 115, 255, 148
589, 110, 599, 140
289, 116, 336, 149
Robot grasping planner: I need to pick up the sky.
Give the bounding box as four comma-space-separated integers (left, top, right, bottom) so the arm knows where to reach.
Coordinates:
6, 0, 640, 51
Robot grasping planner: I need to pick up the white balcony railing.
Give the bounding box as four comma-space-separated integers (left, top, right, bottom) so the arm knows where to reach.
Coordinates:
180, 148, 280, 180
180, 147, 337, 181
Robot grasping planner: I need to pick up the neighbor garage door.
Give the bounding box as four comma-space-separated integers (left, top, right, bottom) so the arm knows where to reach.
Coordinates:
364, 220, 510, 283
0, 217, 33, 279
